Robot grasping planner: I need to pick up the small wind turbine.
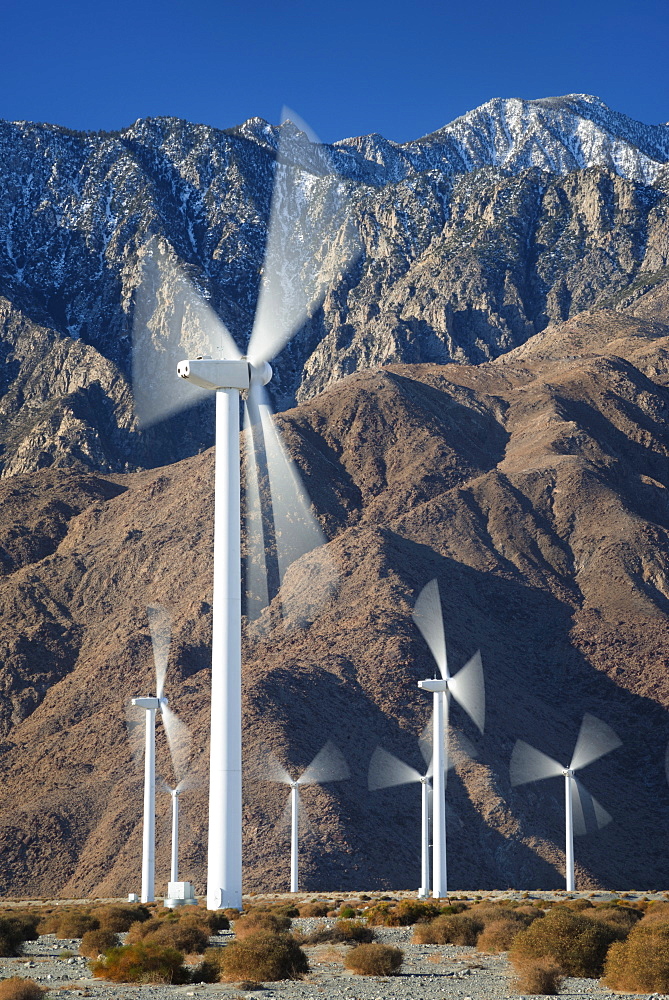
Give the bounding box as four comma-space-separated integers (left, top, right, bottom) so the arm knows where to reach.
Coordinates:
510, 713, 621, 890
130, 605, 190, 904
368, 744, 432, 897
264, 741, 350, 892
413, 579, 485, 897
132, 113, 359, 909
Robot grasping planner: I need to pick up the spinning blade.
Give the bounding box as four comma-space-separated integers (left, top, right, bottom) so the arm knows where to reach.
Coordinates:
147, 603, 171, 700
298, 741, 350, 786
368, 747, 423, 790
448, 651, 485, 733
510, 740, 564, 786
569, 713, 622, 772
263, 754, 294, 786
160, 702, 192, 787
571, 777, 612, 836
125, 700, 146, 769
132, 238, 240, 427
412, 579, 448, 678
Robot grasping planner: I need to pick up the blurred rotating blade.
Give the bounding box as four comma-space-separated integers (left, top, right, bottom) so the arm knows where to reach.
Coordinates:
368, 747, 423, 790
246, 113, 360, 366
510, 740, 564, 786
412, 579, 448, 679
571, 777, 613, 836
125, 700, 145, 770
132, 237, 240, 428
147, 604, 171, 700
244, 382, 337, 622
418, 719, 433, 770
264, 754, 294, 785
243, 400, 270, 621
160, 702, 192, 786
298, 741, 350, 786
448, 651, 485, 733
569, 713, 622, 772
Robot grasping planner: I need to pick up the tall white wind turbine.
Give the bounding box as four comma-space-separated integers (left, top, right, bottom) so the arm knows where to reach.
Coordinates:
413, 579, 485, 897
264, 741, 350, 892
510, 713, 621, 890
132, 115, 359, 909
130, 605, 190, 904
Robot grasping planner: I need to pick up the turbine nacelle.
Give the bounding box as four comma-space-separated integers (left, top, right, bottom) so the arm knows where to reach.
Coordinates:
418, 679, 448, 693
132, 696, 161, 710
176, 358, 272, 392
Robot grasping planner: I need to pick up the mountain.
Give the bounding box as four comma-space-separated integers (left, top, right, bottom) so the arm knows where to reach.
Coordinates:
2, 97, 669, 895
1, 307, 669, 895
1, 96, 668, 475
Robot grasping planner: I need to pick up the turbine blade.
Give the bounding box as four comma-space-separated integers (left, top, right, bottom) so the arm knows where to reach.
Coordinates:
243, 400, 270, 621
274, 789, 316, 842
418, 720, 433, 768
132, 238, 240, 427
147, 604, 171, 700
368, 747, 423, 790
572, 777, 613, 836
510, 740, 564, 786
125, 700, 145, 770
249, 384, 338, 621
263, 754, 294, 785
298, 741, 349, 786
448, 651, 485, 733
412, 579, 448, 679
246, 113, 360, 366
160, 703, 192, 786
569, 713, 622, 772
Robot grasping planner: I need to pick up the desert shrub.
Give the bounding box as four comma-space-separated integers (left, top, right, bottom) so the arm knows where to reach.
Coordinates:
344, 943, 403, 976
304, 920, 375, 945
268, 904, 299, 919
510, 906, 620, 978
234, 911, 291, 940
94, 904, 151, 932
0, 914, 39, 943
91, 942, 188, 984
296, 901, 330, 918
512, 956, 564, 995
0, 918, 28, 957
339, 906, 356, 919
187, 908, 229, 933
79, 928, 121, 958
603, 920, 669, 993
125, 918, 163, 943
412, 913, 483, 946
558, 898, 593, 911
586, 906, 641, 933
54, 910, 100, 938
469, 904, 537, 930
35, 913, 60, 935
138, 918, 210, 954
640, 902, 669, 924
219, 932, 308, 982
189, 953, 221, 983
477, 919, 526, 953
0, 979, 46, 1000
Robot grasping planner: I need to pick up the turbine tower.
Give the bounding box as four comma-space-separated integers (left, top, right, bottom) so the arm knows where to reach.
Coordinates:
132, 114, 359, 908
412, 579, 485, 897
264, 742, 349, 892
510, 713, 621, 890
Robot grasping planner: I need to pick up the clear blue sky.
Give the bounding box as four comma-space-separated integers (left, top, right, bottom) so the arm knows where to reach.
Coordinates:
1, 0, 667, 143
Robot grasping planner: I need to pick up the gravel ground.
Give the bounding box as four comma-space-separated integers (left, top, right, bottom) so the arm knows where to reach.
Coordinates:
1, 922, 666, 1000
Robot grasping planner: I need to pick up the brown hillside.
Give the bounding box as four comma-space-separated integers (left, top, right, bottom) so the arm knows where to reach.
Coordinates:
1, 308, 669, 895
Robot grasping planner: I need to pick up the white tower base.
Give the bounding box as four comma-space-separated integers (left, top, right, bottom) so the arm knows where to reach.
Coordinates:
164, 881, 197, 908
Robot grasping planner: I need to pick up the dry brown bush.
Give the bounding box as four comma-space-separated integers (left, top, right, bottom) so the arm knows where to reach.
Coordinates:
93, 904, 151, 932
79, 929, 121, 958
343, 943, 403, 976
512, 956, 564, 995
297, 902, 331, 917
91, 942, 188, 983
0, 979, 46, 1000
218, 932, 308, 982
53, 910, 100, 939
477, 919, 525, 953
234, 911, 291, 940
510, 907, 620, 977
603, 920, 669, 993
412, 914, 483, 946
303, 920, 374, 945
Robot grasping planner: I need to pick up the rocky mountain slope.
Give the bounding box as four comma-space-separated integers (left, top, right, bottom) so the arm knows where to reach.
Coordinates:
1, 96, 669, 474
1, 306, 669, 895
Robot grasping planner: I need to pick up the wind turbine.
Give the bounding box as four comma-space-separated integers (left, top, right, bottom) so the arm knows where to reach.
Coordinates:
264, 741, 350, 892
413, 578, 485, 897
132, 114, 359, 909
130, 605, 190, 904
368, 742, 433, 897
510, 713, 621, 890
